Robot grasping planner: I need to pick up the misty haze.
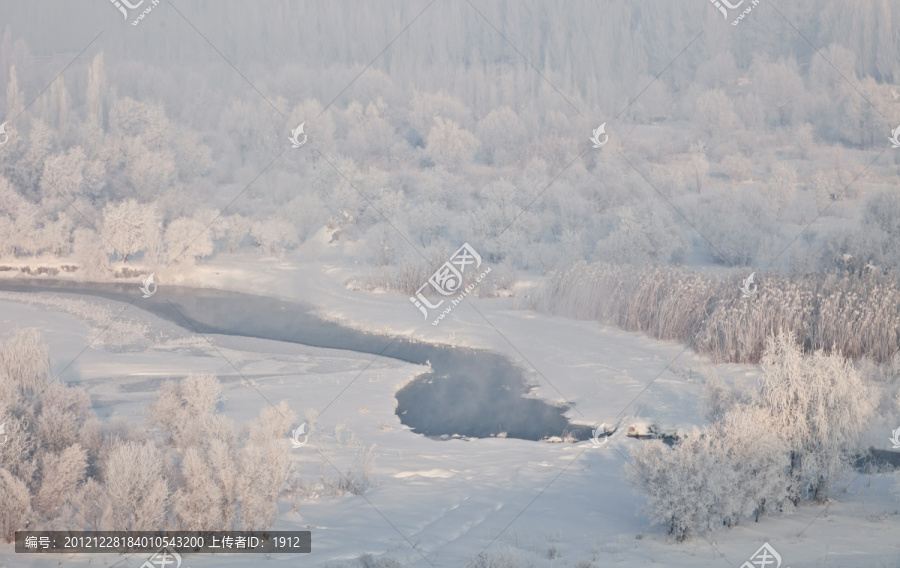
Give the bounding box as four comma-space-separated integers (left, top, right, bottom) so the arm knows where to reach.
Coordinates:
1, 1, 900, 567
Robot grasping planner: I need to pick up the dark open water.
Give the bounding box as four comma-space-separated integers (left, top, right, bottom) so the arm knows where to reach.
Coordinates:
0, 279, 591, 442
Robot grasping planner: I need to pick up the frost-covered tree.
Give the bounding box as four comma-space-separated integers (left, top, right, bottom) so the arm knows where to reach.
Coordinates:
841, 78, 881, 148
34, 381, 91, 454
810, 168, 843, 210
237, 402, 295, 530
164, 216, 214, 269
205, 438, 238, 529
628, 332, 872, 539
284, 194, 328, 243
750, 58, 806, 127
46, 77, 69, 132
714, 406, 791, 521
700, 373, 738, 423
123, 139, 177, 196
236, 440, 286, 530
595, 200, 688, 266
689, 141, 709, 194
289, 98, 335, 149
794, 123, 815, 159
1, 329, 50, 394
250, 217, 299, 257
344, 99, 395, 160
109, 96, 170, 150
72, 477, 105, 531
33, 444, 87, 517
0, 176, 31, 258
407, 199, 450, 248
148, 374, 234, 449
0, 468, 32, 542
720, 154, 751, 182
410, 90, 472, 136
694, 89, 741, 138
85, 52, 106, 126
173, 445, 225, 530
628, 405, 791, 540
0, 336, 131, 535
0, 334, 250, 537
693, 187, 780, 266
212, 214, 252, 253
171, 127, 213, 181
150, 374, 282, 531
39, 147, 86, 201
11, 120, 53, 200
102, 198, 160, 262
626, 432, 724, 541
476, 106, 527, 166
73, 227, 111, 280
0, 412, 36, 485
32, 212, 74, 258
103, 441, 170, 531
766, 162, 797, 212
247, 401, 295, 445
426, 117, 476, 171
858, 191, 900, 269
758, 333, 874, 502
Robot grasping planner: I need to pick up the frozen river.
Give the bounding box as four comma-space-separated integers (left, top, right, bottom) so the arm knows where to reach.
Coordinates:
0, 279, 591, 441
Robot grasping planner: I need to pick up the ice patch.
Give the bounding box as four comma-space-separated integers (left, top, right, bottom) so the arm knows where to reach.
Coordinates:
394, 469, 457, 479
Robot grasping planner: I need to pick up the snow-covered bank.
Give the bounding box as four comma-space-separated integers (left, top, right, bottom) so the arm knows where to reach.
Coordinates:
1, 238, 899, 567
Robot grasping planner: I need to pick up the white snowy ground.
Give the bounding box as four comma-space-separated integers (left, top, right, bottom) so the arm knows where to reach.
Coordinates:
1, 231, 899, 567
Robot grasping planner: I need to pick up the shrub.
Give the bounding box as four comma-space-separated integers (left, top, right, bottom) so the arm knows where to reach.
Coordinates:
627, 333, 871, 540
